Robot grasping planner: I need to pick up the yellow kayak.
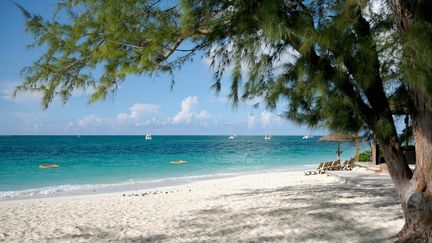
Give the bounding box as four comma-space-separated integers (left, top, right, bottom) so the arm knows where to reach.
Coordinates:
170, 160, 188, 165
39, 164, 60, 169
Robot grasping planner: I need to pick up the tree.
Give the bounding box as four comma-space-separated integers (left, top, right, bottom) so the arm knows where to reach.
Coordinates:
386, 0, 432, 240
15, 0, 432, 240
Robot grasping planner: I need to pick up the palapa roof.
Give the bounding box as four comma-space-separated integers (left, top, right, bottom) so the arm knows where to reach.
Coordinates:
318, 132, 356, 142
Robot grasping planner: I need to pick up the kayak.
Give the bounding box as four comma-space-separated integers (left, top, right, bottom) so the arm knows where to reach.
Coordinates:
170, 160, 188, 165
39, 164, 60, 169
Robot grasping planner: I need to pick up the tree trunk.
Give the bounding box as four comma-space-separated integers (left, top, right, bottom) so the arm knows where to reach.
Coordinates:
355, 135, 360, 162
379, 90, 432, 241
388, 1, 432, 240
372, 135, 377, 166
394, 91, 432, 242
380, 138, 412, 193
366, 87, 432, 242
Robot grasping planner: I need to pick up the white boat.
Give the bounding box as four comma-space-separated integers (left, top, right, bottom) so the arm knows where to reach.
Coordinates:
264, 134, 272, 140
145, 133, 152, 140
303, 133, 314, 139
229, 134, 237, 140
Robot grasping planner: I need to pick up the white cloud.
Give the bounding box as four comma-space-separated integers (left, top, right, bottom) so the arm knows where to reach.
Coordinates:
172, 96, 198, 124
68, 103, 164, 131
172, 96, 211, 124
260, 111, 283, 128
64, 99, 296, 134
247, 113, 255, 128
196, 110, 211, 119
116, 103, 160, 123
133, 117, 169, 127
78, 114, 103, 128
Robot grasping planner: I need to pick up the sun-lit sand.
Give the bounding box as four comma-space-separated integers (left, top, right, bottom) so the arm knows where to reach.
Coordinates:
0, 171, 403, 242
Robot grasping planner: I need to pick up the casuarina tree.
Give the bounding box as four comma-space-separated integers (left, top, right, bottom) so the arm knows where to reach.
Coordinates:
15, 0, 432, 240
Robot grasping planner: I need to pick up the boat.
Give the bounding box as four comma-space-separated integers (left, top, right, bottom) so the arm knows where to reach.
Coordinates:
39, 164, 60, 169
170, 160, 188, 164
303, 132, 314, 139
264, 134, 272, 140
229, 134, 237, 140
145, 133, 152, 140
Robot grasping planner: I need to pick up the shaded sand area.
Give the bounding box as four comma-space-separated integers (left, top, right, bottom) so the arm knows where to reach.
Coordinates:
0, 171, 403, 242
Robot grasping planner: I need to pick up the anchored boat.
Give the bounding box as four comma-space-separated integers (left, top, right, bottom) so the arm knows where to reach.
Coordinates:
39, 164, 60, 169
170, 160, 188, 165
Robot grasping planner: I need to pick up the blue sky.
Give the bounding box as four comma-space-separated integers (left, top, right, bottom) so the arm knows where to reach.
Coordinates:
0, 1, 319, 135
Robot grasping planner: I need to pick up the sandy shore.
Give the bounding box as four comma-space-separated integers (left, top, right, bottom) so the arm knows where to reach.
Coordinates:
0, 171, 403, 242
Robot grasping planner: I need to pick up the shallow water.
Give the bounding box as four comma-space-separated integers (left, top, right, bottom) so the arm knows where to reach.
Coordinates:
0, 135, 360, 199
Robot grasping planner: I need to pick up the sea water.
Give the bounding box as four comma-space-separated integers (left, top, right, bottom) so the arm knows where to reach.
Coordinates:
0, 135, 360, 199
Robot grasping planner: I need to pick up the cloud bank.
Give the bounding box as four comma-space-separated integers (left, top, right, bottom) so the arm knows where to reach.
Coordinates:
171, 96, 211, 124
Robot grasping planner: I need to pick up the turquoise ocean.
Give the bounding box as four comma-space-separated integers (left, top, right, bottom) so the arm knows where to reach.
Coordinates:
0, 136, 359, 199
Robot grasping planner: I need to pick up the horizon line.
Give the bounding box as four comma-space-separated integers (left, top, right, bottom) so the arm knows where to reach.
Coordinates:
0, 134, 326, 136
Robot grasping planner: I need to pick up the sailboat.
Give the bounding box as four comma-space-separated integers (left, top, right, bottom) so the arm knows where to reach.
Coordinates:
229, 134, 237, 140
303, 131, 314, 139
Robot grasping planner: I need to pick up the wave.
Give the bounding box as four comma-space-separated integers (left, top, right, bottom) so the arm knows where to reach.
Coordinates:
0, 172, 242, 200
0, 164, 316, 200
0, 184, 92, 200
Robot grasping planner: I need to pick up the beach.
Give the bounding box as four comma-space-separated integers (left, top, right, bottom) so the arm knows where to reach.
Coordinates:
0, 171, 404, 242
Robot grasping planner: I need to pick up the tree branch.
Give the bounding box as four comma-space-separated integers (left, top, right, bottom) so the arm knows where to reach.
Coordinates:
156, 37, 184, 64
293, 0, 312, 18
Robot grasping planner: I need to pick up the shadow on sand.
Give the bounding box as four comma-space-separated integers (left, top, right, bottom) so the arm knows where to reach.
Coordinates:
48, 177, 402, 242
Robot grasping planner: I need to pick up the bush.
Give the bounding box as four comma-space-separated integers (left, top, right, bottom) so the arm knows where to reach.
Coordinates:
359, 150, 371, 161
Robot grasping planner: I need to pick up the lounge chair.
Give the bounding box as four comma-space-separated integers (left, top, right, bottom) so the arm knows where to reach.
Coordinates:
318, 160, 342, 172
330, 160, 342, 170
341, 160, 348, 169
318, 161, 333, 173
304, 162, 324, 176
323, 161, 336, 171
343, 158, 355, 170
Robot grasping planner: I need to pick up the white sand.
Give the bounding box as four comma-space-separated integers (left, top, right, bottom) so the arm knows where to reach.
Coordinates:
0, 171, 403, 242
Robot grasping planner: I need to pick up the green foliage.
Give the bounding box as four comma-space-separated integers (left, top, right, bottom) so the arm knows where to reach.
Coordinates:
359, 150, 371, 162
359, 147, 384, 162
401, 20, 432, 96
15, 0, 186, 108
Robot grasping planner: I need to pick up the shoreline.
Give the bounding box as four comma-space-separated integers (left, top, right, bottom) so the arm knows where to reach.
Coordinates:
0, 170, 403, 242
1, 171, 307, 203
0, 164, 319, 201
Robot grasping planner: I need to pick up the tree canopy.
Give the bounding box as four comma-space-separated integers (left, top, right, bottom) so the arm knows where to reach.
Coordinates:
14, 0, 401, 134
16, 0, 432, 137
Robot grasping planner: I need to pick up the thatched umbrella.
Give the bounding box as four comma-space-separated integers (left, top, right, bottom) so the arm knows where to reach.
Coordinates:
319, 132, 356, 161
